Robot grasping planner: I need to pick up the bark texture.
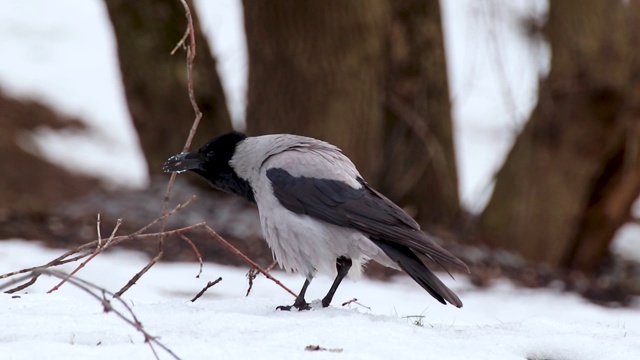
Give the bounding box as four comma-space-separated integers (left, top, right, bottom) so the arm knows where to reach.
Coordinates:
381, 0, 460, 231
104, 0, 232, 175
243, 0, 389, 181
477, 0, 640, 271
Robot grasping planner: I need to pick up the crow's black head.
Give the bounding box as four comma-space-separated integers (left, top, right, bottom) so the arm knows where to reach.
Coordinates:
163, 131, 255, 203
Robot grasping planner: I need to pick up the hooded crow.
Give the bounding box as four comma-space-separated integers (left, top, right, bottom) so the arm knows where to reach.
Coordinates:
163, 132, 468, 310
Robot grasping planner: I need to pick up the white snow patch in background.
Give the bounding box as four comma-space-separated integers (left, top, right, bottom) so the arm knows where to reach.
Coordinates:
0, 240, 638, 360
194, 0, 247, 129
0, 0, 147, 188
612, 224, 640, 263
441, 0, 550, 212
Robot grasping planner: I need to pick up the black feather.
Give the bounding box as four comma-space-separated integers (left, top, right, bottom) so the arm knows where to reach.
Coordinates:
371, 238, 463, 307
190, 132, 256, 204
267, 167, 467, 307
267, 168, 468, 272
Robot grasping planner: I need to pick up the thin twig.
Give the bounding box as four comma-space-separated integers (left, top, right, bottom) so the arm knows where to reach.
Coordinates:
114, 213, 205, 297
5, 272, 42, 294
134, 196, 197, 236
0, 253, 91, 280
2, 220, 297, 307
97, 213, 102, 247
115, 196, 197, 296
265, 260, 278, 272
190, 277, 222, 302
179, 48, 202, 152
115, 250, 164, 298
47, 219, 122, 294
170, 27, 190, 55
246, 267, 258, 297
43, 270, 181, 360
163, 0, 203, 212
174, 0, 202, 151
0, 273, 32, 292
178, 234, 203, 278
1, 223, 205, 285
129, 0, 204, 299
341, 298, 371, 310
246, 260, 278, 296
0, 199, 198, 283
102, 219, 122, 248
203, 226, 297, 298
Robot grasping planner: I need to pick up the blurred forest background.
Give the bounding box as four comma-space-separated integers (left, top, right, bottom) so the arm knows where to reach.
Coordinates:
1, 0, 640, 305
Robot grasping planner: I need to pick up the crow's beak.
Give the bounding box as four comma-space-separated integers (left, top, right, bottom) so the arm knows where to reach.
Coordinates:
163, 151, 203, 173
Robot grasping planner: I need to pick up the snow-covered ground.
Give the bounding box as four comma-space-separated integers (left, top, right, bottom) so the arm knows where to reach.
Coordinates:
1, 1, 640, 359
1, 240, 639, 360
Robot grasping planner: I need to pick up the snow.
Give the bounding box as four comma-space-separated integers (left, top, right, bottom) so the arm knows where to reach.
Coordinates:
441, 0, 549, 211
0, 0, 146, 189
1, 1, 640, 359
193, 0, 247, 129
1, 240, 639, 360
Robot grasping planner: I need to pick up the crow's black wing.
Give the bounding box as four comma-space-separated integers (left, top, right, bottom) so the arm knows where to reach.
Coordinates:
266, 168, 468, 273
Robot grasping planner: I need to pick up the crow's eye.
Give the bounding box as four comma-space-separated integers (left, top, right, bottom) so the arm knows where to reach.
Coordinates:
206, 151, 215, 158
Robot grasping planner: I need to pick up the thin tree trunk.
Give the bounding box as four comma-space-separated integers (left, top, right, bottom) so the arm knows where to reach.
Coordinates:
243, 0, 389, 181
381, 0, 460, 231
104, 0, 232, 175
477, 0, 640, 271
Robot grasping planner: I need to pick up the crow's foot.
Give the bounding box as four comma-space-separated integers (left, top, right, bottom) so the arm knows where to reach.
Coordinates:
276, 299, 311, 311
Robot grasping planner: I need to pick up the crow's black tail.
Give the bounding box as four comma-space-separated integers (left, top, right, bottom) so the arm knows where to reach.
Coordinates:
371, 238, 463, 308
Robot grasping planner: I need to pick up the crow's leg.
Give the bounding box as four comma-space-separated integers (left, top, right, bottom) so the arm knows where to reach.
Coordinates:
277, 277, 312, 311
321, 256, 352, 308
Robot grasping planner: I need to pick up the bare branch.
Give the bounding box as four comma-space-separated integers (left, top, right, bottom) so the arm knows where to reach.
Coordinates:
174, 0, 202, 151
170, 27, 190, 55
4, 272, 42, 294
3, 221, 297, 304
1, 198, 198, 284
246, 260, 278, 296
115, 250, 164, 298
178, 233, 204, 278
97, 213, 103, 247
265, 260, 278, 272
43, 270, 181, 360
134, 195, 197, 236
118, 189, 197, 296
190, 277, 222, 302
1, 223, 205, 285
341, 298, 371, 310
135, 0, 204, 299
245, 267, 258, 297
47, 219, 123, 294
113, 192, 196, 297
203, 225, 298, 298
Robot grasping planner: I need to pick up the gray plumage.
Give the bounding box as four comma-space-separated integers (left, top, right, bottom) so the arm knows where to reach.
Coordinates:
163, 132, 467, 309
231, 135, 388, 278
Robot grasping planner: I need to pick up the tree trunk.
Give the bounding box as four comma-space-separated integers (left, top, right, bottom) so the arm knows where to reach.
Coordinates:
243, 0, 389, 181
104, 0, 232, 175
381, 0, 460, 231
477, 0, 640, 271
